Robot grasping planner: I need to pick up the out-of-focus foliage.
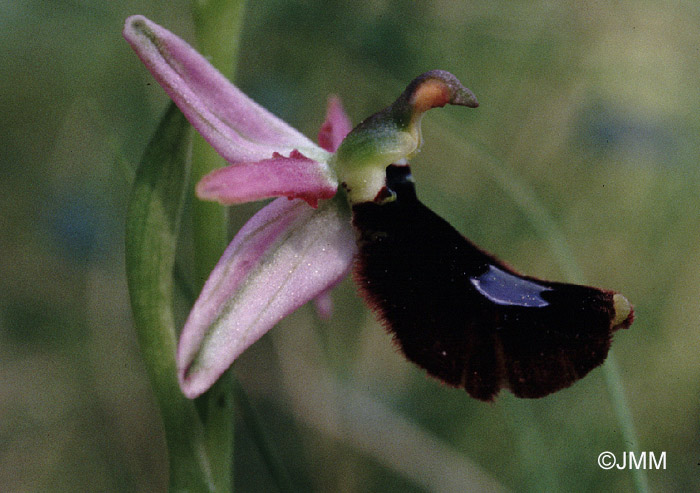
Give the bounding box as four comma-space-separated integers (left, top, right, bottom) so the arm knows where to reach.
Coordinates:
1, 1, 698, 491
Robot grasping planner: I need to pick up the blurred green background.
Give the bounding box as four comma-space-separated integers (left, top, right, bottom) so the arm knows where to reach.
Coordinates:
2, 0, 699, 491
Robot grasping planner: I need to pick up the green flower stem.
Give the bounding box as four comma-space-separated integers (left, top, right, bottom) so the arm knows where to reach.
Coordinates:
126, 103, 214, 491
192, 0, 246, 76
189, 2, 247, 491
189, 0, 246, 296
233, 380, 297, 493
191, 143, 230, 286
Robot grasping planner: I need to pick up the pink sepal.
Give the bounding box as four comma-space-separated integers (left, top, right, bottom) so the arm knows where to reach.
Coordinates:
123, 16, 327, 164
177, 197, 356, 398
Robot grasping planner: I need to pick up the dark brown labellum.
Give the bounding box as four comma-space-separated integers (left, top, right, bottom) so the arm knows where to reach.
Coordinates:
351, 165, 633, 401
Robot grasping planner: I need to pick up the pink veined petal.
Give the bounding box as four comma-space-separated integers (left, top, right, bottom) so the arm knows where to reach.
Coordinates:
177, 197, 356, 398
318, 95, 353, 153
196, 150, 337, 208
123, 15, 328, 164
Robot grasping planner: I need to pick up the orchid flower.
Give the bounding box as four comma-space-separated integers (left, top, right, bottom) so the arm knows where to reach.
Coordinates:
124, 15, 633, 402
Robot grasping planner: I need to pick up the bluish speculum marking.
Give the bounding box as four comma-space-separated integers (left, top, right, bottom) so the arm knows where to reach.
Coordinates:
470, 265, 552, 307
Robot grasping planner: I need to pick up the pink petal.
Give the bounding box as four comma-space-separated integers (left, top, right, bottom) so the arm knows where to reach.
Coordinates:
196, 150, 337, 208
318, 96, 353, 153
123, 16, 328, 164
177, 197, 356, 398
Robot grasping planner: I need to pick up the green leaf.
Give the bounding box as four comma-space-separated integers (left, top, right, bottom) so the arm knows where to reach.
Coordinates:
125, 102, 214, 492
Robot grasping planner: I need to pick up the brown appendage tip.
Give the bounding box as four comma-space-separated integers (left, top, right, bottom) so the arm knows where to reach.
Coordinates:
405, 70, 479, 112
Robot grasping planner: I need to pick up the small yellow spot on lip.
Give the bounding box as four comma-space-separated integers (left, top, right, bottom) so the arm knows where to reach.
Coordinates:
612, 293, 633, 328
411, 79, 450, 113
